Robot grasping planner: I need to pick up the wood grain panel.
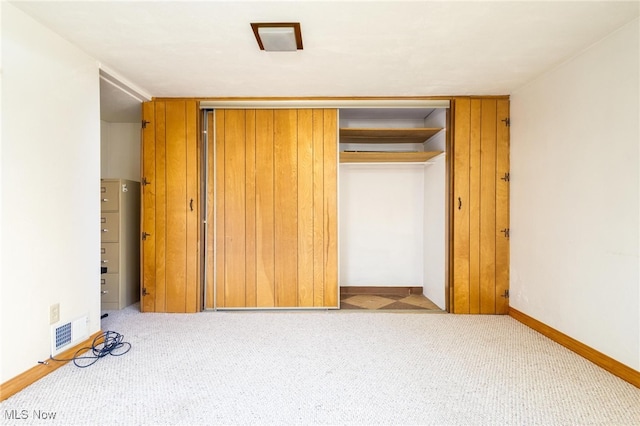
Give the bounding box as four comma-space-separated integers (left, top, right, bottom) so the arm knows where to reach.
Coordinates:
154, 101, 167, 313
185, 100, 199, 312
255, 110, 275, 307
312, 110, 325, 306
323, 109, 338, 308
469, 99, 482, 314
224, 110, 247, 307
140, 100, 201, 313
245, 110, 257, 307
339, 127, 442, 144
452, 98, 470, 314
274, 109, 299, 307
141, 101, 156, 313
165, 101, 188, 313
205, 112, 215, 309
215, 110, 226, 308
479, 99, 497, 314
213, 108, 338, 309
495, 99, 510, 314
297, 109, 314, 307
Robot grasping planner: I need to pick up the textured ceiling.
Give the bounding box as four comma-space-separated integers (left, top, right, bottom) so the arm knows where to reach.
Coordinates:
13, 0, 640, 100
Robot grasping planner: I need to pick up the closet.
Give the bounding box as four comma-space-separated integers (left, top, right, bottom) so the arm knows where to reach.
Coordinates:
338, 107, 448, 308
139, 97, 510, 314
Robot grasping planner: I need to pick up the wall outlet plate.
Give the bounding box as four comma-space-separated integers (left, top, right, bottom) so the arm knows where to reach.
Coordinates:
50, 303, 60, 324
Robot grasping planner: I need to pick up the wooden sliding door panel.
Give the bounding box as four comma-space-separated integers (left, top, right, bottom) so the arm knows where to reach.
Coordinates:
213, 108, 337, 308
255, 110, 276, 307
274, 110, 299, 307
495, 99, 510, 314
205, 112, 215, 309
141, 100, 200, 313
322, 109, 338, 308
224, 110, 248, 308
312, 110, 326, 307
245, 110, 258, 308
214, 110, 226, 308
452, 98, 471, 314
297, 109, 315, 307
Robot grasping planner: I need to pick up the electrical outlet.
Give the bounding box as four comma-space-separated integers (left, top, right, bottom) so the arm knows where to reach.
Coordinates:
50, 303, 60, 324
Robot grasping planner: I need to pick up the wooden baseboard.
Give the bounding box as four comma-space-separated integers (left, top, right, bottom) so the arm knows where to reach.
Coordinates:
0, 330, 103, 401
509, 308, 639, 389
340, 286, 423, 296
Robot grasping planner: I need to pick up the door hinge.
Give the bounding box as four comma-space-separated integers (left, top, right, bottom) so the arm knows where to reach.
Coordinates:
142, 287, 149, 296
501, 117, 510, 127
500, 228, 510, 238
141, 177, 151, 186
142, 120, 151, 129
141, 231, 151, 241
501, 289, 510, 298
500, 172, 510, 182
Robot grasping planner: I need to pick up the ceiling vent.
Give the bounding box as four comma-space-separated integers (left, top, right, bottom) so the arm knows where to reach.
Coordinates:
251, 22, 303, 51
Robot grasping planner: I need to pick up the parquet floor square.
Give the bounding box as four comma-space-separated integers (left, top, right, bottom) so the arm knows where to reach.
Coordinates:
340, 293, 442, 311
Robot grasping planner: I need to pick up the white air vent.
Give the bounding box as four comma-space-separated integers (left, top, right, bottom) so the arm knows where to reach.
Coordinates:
50, 315, 89, 356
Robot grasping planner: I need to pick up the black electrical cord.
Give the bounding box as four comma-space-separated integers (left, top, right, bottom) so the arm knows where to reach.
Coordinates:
51, 331, 131, 368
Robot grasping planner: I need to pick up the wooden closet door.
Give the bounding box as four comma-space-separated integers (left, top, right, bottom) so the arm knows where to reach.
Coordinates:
141, 100, 200, 313
451, 97, 510, 314
208, 109, 337, 309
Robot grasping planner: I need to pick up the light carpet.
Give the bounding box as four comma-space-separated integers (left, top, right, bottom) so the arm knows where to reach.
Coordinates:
1, 305, 639, 425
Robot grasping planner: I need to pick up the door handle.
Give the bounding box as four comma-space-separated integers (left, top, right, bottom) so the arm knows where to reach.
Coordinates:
190, 198, 194, 212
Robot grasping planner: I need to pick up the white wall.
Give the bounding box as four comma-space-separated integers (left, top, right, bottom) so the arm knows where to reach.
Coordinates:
1, 3, 101, 382
510, 19, 639, 370
340, 164, 425, 286
100, 121, 141, 182
423, 125, 447, 309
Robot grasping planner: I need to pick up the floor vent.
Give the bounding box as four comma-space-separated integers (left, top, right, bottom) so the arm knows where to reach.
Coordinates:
51, 316, 89, 356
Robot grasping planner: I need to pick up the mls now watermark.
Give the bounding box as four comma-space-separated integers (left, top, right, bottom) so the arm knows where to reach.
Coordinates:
4, 409, 57, 420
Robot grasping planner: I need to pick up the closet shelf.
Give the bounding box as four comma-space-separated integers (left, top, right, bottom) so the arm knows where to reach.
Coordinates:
339, 127, 443, 144
340, 151, 443, 163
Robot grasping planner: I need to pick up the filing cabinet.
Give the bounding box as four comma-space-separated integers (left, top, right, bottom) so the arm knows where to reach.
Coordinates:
100, 179, 140, 310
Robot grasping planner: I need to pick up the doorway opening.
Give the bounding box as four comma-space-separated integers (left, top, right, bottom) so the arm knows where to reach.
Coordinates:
99, 69, 148, 314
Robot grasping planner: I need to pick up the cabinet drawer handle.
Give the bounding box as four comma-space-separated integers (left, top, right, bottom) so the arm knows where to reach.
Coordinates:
101, 229, 108, 232
101, 198, 109, 202
101, 260, 108, 263
458, 197, 462, 210
101, 290, 108, 294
